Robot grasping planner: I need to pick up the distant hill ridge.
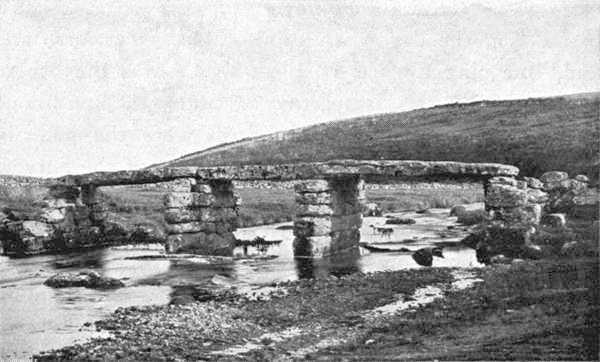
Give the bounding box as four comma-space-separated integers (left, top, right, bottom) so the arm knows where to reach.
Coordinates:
155, 92, 599, 180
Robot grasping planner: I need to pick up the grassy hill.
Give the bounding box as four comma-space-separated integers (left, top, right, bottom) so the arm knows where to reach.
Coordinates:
153, 92, 598, 180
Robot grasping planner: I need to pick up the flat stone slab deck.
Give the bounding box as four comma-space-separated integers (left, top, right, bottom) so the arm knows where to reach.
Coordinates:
52, 160, 519, 187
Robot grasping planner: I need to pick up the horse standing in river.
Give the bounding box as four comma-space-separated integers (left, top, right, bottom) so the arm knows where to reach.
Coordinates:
369, 225, 393, 238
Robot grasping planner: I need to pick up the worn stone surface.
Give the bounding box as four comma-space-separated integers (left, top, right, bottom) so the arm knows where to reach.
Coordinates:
165, 221, 236, 235
44, 271, 124, 289
295, 192, 332, 205
524, 177, 544, 189
574, 174, 590, 183
542, 174, 590, 213
509, 204, 541, 225
515, 180, 528, 190
329, 229, 361, 249
543, 179, 585, 193
525, 204, 543, 225
539, 171, 569, 184
40, 209, 66, 224
526, 189, 549, 204
21, 220, 54, 238
40, 198, 76, 209
486, 184, 528, 208
294, 180, 331, 193
188, 182, 211, 193
293, 214, 362, 237
566, 179, 587, 193
168, 178, 196, 192
489, 176, 517, 187
164, 192, 218, 208
293, 236, 327, 257
52, 160, 519, 186
489, 204, 542, 225
295, 204, 335, 217
462, 223, 534, 263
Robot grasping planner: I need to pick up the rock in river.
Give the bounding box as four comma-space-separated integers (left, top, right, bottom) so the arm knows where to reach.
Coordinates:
412, 247, 444, 267
44, 271, 124, 289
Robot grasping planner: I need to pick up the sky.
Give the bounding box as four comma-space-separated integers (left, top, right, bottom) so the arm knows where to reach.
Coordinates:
0, 0, 598, 177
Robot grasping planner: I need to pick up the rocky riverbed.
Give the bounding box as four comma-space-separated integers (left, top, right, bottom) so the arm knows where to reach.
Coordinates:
2, 204, 596, 360
1, 208, 479, 359
35, 258, 598, 361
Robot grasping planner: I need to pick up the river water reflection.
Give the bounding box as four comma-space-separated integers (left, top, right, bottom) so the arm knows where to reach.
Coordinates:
0, 208, 481, 358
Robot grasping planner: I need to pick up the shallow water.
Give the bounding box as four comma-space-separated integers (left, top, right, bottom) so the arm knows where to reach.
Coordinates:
0, 208, 481, 358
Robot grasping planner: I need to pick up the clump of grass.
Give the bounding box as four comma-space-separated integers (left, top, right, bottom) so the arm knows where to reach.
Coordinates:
315, 258, 598, 361
0, 185, 48, 213
367, 186, 483, 213
242, 268, 453, 328
236, 188, 295, 227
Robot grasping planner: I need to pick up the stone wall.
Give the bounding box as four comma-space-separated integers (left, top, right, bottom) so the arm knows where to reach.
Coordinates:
293, 176, 363, 257
485, 176, 548, 226
0, 185, 101, 256
163, 178, 239, 255
0, 174, 47, 188
472, 170, 596, 263
484, 171, 594, 224
538, 171, 591, 214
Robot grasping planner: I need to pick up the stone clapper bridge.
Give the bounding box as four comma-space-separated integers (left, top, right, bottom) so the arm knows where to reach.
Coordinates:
17, 159, 537, 260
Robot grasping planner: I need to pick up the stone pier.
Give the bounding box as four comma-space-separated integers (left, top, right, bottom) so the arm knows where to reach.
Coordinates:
163, 178, 239, 255
293, 176, 363, 257
485, 176, 548, 225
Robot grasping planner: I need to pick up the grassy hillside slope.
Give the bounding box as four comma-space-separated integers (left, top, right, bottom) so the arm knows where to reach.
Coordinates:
153, 93, 598, 179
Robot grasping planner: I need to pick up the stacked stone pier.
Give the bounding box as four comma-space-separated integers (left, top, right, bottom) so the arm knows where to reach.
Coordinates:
485, 176, 548, 225
163, 178, 239, 255
293, 176, 364, 257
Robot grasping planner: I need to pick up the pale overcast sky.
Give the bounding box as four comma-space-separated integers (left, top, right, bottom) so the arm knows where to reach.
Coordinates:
0, 0, 598, 177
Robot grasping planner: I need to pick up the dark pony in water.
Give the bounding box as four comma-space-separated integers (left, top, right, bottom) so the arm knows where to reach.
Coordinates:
369, 225, 393, 238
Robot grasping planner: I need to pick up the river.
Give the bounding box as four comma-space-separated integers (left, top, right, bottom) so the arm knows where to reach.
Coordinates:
0, 208, 481, 359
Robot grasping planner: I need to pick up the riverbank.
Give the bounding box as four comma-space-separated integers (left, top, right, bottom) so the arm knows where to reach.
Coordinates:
35, 257, 598, 361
